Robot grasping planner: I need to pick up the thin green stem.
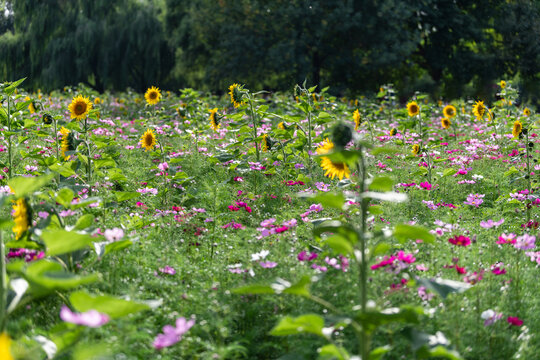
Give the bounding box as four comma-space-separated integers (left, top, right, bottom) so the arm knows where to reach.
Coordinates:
7, 96, 12, 178
0, 232, 6, 332
248, 95, 260, 162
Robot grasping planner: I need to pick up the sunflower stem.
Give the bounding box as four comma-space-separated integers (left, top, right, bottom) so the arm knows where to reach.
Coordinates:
0, 232, 6, 332
525, 131, 531, 223
247, 94, 260, 162
7, 95, 12, 178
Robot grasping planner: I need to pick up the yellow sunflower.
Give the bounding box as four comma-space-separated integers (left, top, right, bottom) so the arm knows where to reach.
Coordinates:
320, 157, 350, 180
68, 95, 92, 121
412, 144, 420, 155
407, 101, 420, 117
499, 80, 506, 89
94, 97, 101, 104
60, 126, 71, 160
278, 122, 286, 130
228, 83, 245, 108
0, 332, 13, 360
512, 120, 523, 138
441, 118, 451, 129
443, 105, 456, 118
209, 108, 220, 131
389, 128, 397, 136
145, 86, 161, 105
472, 100, 486, 120
316, 138, 334, 155
12, 198, 31, 240
262, 134, 271, 152
140, 129, 157, 151
523, 108, 531, 117
353, 109, 361, 131
25, 96, 35, 114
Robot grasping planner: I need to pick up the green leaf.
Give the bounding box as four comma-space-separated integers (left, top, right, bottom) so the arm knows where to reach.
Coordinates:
233, 284, 275, 295
371, 146, 399, 155
73, 214, 95, 231
313, 221, 360, 251
3, 78, 26, 95
8, 174, 54, 198
368, 176, 394, 192
355, 306, 423, 334
114, 191, 140, 202
104, 239, 132, 255
504, 166, 519, 177
393, 224, 435, 244
370, 346, 392, 360
367, 205, 383, 215
298, 191, 345, 210
233, 276, 311, 297
41, 229, 95, 256
324, 235, 354, 255
270, 314, 325, 337
70, 291, 150, 319
416, 278, 471, 299
318, 344, 349, 360
49, 163, 77, 177
93, 158, 116, 169
55, 188, 74, 207
442, 168, 456, 177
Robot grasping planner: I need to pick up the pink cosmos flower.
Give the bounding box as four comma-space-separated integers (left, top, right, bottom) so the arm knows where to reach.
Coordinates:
480, 219, 505, 229
60, 305, 110, 328
153, 317, 195, 350
497, 233, 516, 245
514, 234, 536, 250
448, 235, 471, 247
298, 251, 318, 262
259, 261, 277, 268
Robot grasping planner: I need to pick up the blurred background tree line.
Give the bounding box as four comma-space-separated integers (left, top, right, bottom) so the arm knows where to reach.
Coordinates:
0, 0, 539, 103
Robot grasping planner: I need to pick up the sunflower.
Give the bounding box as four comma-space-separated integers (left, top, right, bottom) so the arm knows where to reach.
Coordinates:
42, 113, 53, 125
94, 97, 101, 104
512, 120, 523, 138
140, 129, 157, 151
499, 80, 506, 89
412, 144, 420, 155
523, 108, 531, 117
68, 95, 92, 121
472, 100, 486, 120
441, 118, 451, 129
316, 138, 350, 180
407, 101, 419, 117
320, 157, 350, 180
443, 105, 456, 118
0, 332, 13, 360
316, 138, 334, 155
60, 126, 71, 160
262, 134, 271, 152
209, 108, 220, 131
390, 128, 397, 136
228, 83, 245, 108
145, 86, 161, 105
278, 122, 286, 130
353, 109, 361, 131
12, 198, 31, 240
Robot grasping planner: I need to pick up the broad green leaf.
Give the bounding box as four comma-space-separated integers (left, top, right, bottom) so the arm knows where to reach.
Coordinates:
442, 168, 456, 177
93, 158, 116, 169
416, 278, 471, 299
504, 166, 519, 177
8, 174, 54, 198
324, 235, 354, 255
318, 344, 349, 360
313, 221, 360, 249
3, 78, 26, 95
49, 163, 77, 177
371, 242, 391, 257
417, 346, 463, 360
270, 314, 325, 337
233, 284, 275, 295
70, 291, 150, 319
370, 346, 392, 360
114, 191, 140, 202
355, 306, 423, 334
73, 214, 95, 231
368, 176, 394, 192
104, 239, 132, 255
393, 224, 435, 244
298, 192, 345, 210
55, 188, 74, 207
41, 229, 95, 256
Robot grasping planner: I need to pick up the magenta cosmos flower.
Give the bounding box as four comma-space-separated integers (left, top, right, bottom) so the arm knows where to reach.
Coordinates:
154, 317, 195, 350
448, 235, 471, 247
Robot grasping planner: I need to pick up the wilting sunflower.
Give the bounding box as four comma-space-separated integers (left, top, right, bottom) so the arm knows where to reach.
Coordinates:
443, 105, 456, 118
353, 109, 361, 131
316, 138, 350, 180
60, 127, 71, 160
499, 80, 506, 89
0, 332, 13, 360
512, 120, 523, 138
42, 113, 53, 125
472, 100, 487, 120
262, 134, 272, 152
145, 86, 161, 105
12, 198, 31, 240
407, 101, 420, 117
389, 128, 397, 136
411, 144, 420, 155
441, 118, 451, 129
523, 108, 531, 117
228, 83, 245, 108
209, 108, 220, 131
69, 95, 92, 121
140, 129, 157, 151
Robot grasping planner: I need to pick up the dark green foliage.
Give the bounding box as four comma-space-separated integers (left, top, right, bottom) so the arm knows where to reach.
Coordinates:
2, 0, 540, 101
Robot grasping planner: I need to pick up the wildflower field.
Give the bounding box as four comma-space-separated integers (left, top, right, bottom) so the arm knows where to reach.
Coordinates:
0, 78, 539, 360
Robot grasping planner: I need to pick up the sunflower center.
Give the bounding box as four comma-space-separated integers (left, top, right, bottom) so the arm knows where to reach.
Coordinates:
74, 102, 86, 115
149, 91, 158, 100
410, 105, 418, 113
145, 134, 154, 145
331, 161, 346, 170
